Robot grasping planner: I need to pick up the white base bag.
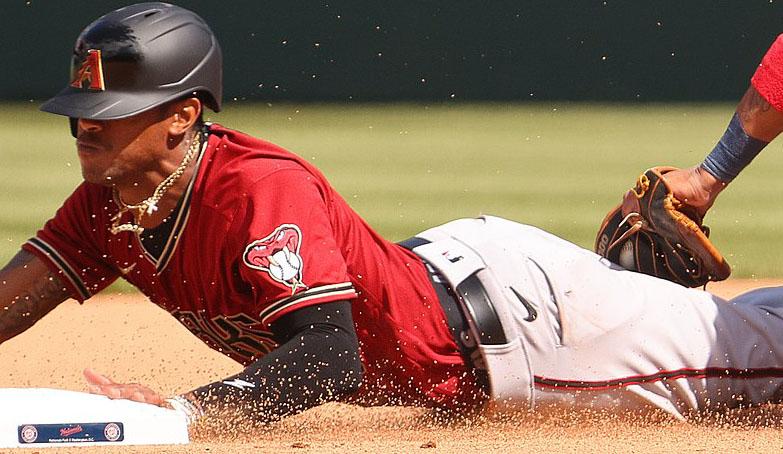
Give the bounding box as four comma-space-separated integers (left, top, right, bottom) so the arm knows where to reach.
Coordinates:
0, 388, 189, 448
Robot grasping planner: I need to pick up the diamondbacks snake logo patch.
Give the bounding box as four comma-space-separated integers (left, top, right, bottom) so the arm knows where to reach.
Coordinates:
243, 224, 307, 292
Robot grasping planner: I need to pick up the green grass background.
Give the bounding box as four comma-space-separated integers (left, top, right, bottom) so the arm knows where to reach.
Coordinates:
1, 102, 782, 290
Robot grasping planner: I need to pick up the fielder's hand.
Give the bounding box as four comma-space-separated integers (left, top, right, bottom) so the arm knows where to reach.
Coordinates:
660, 165, 727, 219
83, 368, 167, 407
595, 166, 731, 287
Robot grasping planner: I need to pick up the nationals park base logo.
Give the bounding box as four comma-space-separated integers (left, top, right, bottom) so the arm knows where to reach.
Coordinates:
243, 224, 307, 293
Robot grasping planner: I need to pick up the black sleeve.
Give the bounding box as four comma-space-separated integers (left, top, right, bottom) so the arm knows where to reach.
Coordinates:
188, 300, 362, 424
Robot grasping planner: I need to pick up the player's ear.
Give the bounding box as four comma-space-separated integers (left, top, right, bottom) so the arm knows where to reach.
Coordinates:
167, 97, 202, 137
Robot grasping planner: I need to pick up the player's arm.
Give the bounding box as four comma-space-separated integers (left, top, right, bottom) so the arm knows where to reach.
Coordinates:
0, 249, 71, 344
665, 34, 783, 217
181, 300, 363, 423
86, 300, 363, 424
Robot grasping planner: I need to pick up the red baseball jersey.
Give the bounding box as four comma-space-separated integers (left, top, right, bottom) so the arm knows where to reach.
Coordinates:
752, 33, 783, 112
23, 125, 482, 408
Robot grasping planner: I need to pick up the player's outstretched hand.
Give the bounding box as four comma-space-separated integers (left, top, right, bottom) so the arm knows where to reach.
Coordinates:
661, 165, 727, 219
83, 368, 167, 407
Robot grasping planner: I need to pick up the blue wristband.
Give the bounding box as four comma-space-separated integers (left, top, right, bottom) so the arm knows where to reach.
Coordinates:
700, 113, 768, 182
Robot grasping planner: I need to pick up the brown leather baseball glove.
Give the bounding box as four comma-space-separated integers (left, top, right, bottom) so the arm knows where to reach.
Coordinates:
595, 166, 731, 288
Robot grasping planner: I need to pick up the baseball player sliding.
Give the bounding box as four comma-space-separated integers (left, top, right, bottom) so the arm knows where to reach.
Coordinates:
3, 2, 783, 427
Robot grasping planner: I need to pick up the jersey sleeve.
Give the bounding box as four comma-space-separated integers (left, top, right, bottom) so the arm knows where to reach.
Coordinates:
751, 34, 783, 112
21, 183, 119, 302
234, 169, 358, 327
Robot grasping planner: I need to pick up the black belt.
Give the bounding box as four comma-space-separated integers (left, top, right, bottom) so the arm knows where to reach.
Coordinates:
399, 237, 507, 386
399, 237, 507, 345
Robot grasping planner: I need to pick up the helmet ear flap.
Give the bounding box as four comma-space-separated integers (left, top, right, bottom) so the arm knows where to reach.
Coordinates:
69, 118, 78, 138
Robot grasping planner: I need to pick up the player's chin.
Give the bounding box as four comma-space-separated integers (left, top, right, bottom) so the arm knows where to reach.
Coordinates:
79, 167, 115, 187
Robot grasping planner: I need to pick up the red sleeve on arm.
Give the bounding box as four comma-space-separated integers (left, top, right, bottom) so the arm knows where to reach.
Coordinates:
21, 183, 119, 302
235, 169, 357, 327
751, 34, 783, 112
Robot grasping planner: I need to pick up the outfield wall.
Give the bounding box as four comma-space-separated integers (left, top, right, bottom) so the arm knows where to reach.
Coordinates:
3, 0, 782, 103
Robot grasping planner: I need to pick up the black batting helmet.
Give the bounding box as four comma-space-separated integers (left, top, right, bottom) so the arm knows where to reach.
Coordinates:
40, 2, 222, 120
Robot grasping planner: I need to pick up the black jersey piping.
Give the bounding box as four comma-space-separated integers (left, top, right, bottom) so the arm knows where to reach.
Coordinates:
136, 130, 209, 272
26, 237, 91, 300
259, 282, 357, 324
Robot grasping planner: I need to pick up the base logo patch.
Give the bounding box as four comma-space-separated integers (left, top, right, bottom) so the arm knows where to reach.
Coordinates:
18, 422, 124, 444
243, 224, 307, 292
19, 425, 37, 443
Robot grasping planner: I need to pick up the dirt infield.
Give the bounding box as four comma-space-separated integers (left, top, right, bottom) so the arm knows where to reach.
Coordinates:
2, 278, 783, 453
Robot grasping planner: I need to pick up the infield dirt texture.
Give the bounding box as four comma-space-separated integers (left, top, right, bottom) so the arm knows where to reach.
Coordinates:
1, 281, 782, 453
2, 103, 783, 452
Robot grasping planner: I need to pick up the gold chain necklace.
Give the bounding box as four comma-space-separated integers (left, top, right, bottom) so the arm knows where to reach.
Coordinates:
109, 131, 202, 235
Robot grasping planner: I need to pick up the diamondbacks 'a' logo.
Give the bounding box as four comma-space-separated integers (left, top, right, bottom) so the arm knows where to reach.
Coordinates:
243, 224, 307, 292
70, 49, 105, 91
